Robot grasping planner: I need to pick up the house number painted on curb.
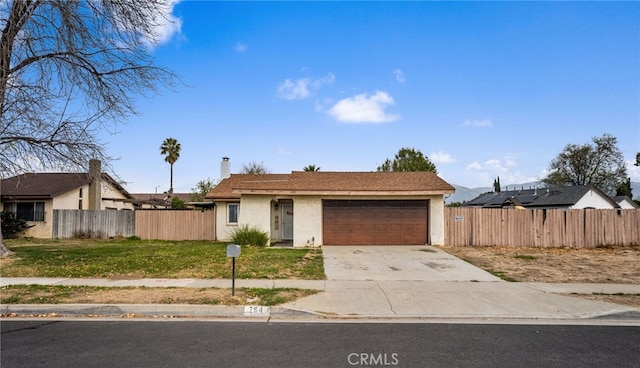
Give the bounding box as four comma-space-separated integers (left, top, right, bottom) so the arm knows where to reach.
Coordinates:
244, 306, 270, 316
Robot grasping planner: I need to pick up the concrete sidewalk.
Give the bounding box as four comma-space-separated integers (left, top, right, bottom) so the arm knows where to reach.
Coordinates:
1, 277, 639, 323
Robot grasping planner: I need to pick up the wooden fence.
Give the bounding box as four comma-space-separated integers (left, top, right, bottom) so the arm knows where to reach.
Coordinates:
444, 208, 640, 248
53, 210, 135, 238
52, 210, 216, 240
134, 210, 215, 241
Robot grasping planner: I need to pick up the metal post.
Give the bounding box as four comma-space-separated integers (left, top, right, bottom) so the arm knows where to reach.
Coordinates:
231, 256, 236, 296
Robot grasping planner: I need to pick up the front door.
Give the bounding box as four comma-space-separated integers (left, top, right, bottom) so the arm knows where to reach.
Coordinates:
282, 203, 294, 240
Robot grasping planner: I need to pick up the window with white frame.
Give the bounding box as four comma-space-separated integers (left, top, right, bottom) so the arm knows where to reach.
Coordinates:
227, 203, 239, 224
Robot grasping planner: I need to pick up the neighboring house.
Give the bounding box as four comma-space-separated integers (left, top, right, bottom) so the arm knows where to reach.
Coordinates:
464, 185, 620, 209
613, 196, 640, 209
129, 193, 193, 209
206, 171, 455, 247
0, 160, 133, 238
129, 193, 215, 210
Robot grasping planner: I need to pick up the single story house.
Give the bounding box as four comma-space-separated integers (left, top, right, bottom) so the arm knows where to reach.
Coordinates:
0, 160, 133, 237
206, 171, 455, 247
464, 185, 620, 209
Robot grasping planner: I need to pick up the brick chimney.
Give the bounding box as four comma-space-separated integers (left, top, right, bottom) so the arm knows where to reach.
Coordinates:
88, 159, 102, 210
221, 157, 231, 180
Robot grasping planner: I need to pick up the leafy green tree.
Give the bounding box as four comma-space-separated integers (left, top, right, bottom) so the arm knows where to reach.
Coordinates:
616, 178, 633, 198
542, 133, 627, 195
493, 177, 501, 192
377, 147, 437, 173
635, 152, 640, 166
303, 164, 320, 172
189, 178, 216, 202
160, 137, 181, 193
241, 161, 269, 174
446, 202, 465, 208
170, 196, 186, 209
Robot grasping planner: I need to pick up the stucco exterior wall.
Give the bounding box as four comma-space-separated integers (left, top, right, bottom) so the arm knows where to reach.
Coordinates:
54, 186, 87, 209
292, 196, 322, 247
100, 182, 134, 210
618, 199, 638, 209
215, 201, 238, 241
428, 196, 446, 245
572, 190, 616, 209
238, 195, 272, 237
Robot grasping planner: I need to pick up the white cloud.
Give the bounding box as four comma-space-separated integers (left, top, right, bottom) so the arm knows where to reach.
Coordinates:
464, 158, 537, 187
140, 0, 182, 47
462, 119, 493, 128
430, 151, 455, 163
314, 97, 333, 112
277, 73, 334, 100
278, 78, 312, 100
327, 91, 400, 124
485, 159, 505, 171
393, 69, 406, 83
234, 42, 248, 53
312, 73, 335, 88
466, 161, 482, 171
627, 160, 640, 181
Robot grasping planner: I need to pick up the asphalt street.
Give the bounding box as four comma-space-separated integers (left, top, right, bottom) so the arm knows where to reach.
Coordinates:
2, 321, 639, 368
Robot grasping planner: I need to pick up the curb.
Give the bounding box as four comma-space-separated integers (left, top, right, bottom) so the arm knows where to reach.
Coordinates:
0, 304, 324, 320
3, 304, 640, 324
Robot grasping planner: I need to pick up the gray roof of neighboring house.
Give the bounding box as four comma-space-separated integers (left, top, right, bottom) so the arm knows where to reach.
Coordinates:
0, 172, 132, 200
464, 185, 619, 209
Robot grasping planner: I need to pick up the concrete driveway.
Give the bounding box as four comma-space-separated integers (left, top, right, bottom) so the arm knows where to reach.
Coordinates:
322, 246, 501, 282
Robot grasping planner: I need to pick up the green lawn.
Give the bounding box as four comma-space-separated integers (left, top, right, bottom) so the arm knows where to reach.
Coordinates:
0, 238, 325, 280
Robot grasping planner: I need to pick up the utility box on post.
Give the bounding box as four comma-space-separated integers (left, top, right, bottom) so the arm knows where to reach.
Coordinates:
226, 244, 241, 258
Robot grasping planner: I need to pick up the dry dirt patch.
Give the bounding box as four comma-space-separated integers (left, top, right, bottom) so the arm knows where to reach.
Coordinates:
438, 245, 640, 309
1, 286, 319, 306
439, 245, 640, 284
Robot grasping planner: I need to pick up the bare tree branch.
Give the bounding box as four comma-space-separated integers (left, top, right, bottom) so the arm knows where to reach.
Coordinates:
0, 0, 180, 255
0, 0, 179, 175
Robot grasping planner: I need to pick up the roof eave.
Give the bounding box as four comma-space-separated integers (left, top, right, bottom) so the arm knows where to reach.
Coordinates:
232, 189, 454, 196
1, 194, 53, 200
209, 197, 241, 202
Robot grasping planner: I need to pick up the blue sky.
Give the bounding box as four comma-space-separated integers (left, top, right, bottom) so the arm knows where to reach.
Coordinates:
104, 1, 640, 193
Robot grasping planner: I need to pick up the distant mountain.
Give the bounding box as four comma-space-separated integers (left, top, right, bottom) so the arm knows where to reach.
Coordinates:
446, 185, 491, 204
446, 182, 640, 204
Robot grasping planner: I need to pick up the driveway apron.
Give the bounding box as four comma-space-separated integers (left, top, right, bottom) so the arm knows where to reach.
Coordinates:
321, 246, 501, 282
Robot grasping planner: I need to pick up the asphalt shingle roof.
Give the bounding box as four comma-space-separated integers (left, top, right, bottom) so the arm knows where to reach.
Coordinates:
1, 173, 132, 199
206, 171, 455, 200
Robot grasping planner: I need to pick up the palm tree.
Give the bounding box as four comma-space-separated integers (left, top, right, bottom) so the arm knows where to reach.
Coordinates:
160, 137, 181, 193
303, 164, 320, 172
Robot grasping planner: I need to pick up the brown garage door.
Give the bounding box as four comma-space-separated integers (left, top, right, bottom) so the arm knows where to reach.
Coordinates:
323, 200, 429, 245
